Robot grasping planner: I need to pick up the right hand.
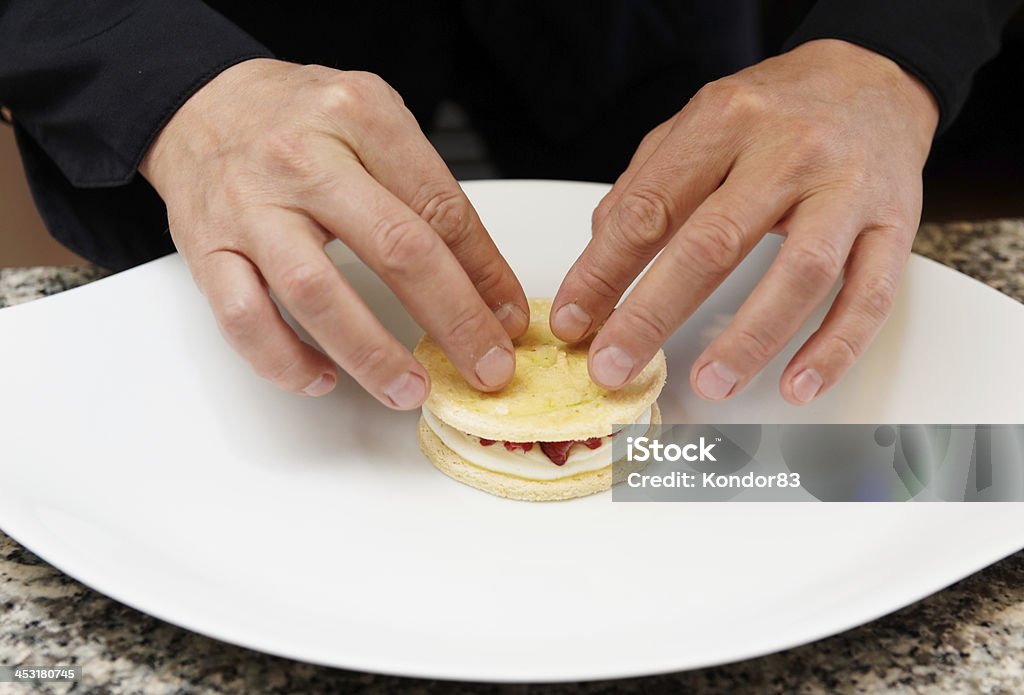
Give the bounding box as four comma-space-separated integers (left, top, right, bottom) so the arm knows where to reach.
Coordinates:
140, 59, 529, 408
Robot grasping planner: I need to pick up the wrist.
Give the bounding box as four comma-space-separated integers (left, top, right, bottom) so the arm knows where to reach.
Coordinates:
793, 39, 940, 151
139, 58, 282, 197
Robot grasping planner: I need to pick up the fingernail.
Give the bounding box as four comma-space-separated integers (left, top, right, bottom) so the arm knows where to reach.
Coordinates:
303, 372, 336, 397
475, 345, 515, 388
695, 361, 737, 400
592, 345, 635, 388
384, 371, 427, 409
551, 303, 592, 342
493, 303, 528, 333
791, 368, 824, 404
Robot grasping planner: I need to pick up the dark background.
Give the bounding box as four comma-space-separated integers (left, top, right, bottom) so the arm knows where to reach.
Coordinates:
436, 3, 1024, 223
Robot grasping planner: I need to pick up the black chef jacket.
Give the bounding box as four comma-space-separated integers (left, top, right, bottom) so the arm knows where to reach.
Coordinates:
0, 1, 1020, 271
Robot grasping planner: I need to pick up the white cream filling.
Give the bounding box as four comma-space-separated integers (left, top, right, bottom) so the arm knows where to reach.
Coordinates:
422, 406, 652, 481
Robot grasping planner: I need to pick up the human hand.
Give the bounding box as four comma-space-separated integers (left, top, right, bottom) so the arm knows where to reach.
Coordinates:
550, 39, 939, 404
140, 59, 529, 408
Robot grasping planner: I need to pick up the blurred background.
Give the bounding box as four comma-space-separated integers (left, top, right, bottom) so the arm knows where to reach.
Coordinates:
0, 118, 83, 267
2, 2, 1022, 268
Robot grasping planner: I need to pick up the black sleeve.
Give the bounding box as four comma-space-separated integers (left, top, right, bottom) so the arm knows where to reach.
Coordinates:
0, 1, 272, 270
783, 0, 1023, 134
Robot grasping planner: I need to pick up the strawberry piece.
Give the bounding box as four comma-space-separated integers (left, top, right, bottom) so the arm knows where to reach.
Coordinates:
504, 441, 533, 453
480, 436, 603, 463
539, 440, 575, 466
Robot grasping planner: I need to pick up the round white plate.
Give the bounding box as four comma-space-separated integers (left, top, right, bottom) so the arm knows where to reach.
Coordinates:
1, 180, 1023, 682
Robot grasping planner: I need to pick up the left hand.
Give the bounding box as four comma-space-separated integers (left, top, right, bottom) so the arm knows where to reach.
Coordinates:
550, 39, 940, 404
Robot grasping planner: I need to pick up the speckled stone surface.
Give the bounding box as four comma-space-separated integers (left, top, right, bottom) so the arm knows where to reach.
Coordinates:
2, 221, 1023, 694
0, 265, 110, 309
914, 219, 1024, 303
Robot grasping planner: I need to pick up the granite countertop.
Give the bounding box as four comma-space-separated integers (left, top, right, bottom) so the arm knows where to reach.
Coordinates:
2, 221, 1023, 694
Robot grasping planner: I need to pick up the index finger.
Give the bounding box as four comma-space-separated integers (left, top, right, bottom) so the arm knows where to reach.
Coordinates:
549, 112, 737, 344
587, 169, 797, 389
306, 154, 518, 393
325, 76, 530, 339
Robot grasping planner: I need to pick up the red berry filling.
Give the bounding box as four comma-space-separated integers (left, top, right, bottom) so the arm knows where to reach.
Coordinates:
476, 434, 607, 465
503, 441, 534, 453
538, 440, 576, 466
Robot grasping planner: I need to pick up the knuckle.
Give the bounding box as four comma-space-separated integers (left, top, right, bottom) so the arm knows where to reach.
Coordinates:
258, 129, 316, 178
638, 122, 668, 150
615, 188, 673, 249
860, 273, 899, 321
317, 81, 356, 117
793, 122, 834, 159
279, 261, 335, 309
874, 208, 916, 235
318, 71, 402, 123
353, 71, 403, 106
591, 196, 615, 231
774, 126, 836, 185
623, 302, 673, 346
677, 212, 747, 275
445, 306, 492, 349
573, 261, 621, 302
320, 71, 380, 110
296, 63, 332, 80
346, 341, 391, 378
782, 237, 844, 287
374, 217, 436, 274
219, 178, 253, 210
217, 294, 262, 340
417, 186, 474, 245
826, 333, 861, 363
262, 355, 304, 385
732, 327, 777, 364
701, 78, 767, 119
344, 70, 387, 90
470, 256, 512, 301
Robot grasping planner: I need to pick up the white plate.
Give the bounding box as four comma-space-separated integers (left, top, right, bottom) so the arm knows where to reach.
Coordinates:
1, 180, 1023, 682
